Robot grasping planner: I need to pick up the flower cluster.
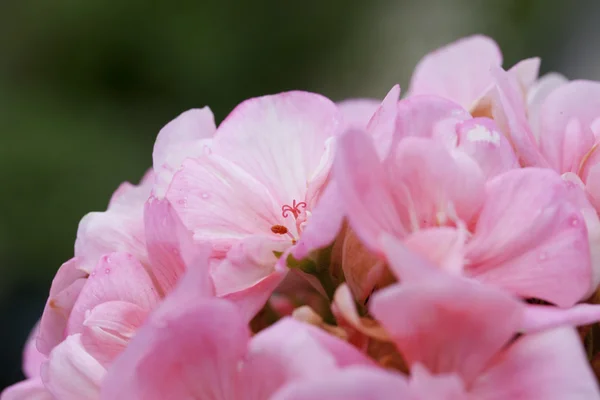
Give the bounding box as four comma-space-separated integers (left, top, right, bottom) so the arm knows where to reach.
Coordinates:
5, 35, 600, 399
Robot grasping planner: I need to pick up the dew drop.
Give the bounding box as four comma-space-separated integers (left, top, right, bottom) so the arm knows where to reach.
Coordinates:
91, 271, 97, 277
177, 198, 187, 207
105, 256, 112, 263
105, 268, 111, 274
570, 217, 580, 227
201, 193, 210, 200
171, 247, 180, 256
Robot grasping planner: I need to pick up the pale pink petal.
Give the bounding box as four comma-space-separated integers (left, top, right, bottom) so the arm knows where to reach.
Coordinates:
41, 334, 105, 400
144, 196, 196, 295
75, 176, 150, 274
379, 233, 441, 283
455, 117, 519, 179
408, 364, 468, 399
408, 35, 502, 110
487, 66, 548, 167
239, 318, 349, 399
337, 98, 380, 131
67, 253, 160, 335
334, 129, 406, 251
471, 328, 600, 399
466, 168, 592, 307
166, 154, 286, 242
223, 266, 287, 322
152, 107, 216, 197
521, 303, 600, 334
80, 300, 149, 367
508, 57, 540, 94
23, 322, 45, 379
394, 95, 470, 147
272, 366, 409, 400
384, 137, 485, 230
37, 258, 88, 355
107, 170, 153, 208
292, 182, 345, 260
538, 80, 600, 173
527, 72, 568, 140
404, 227, 466, 275
372, 243, 522, 385
211, 236, 287, 296
212, 91, 340, 206
366, 85, 400, 158
0, 378, 53, 400
100, 299, 248, 400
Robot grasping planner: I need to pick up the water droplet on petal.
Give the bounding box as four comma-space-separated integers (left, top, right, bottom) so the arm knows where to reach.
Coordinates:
91, 271, 97, 277
105, 268, 111, 274
570, 216, 580, 227
177, 198, 187, 206
106, 256, 112, 264
201, 193, 210, 200
171, 247, 180, 256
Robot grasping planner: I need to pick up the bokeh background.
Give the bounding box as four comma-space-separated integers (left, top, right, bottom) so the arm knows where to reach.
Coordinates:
2, 0, 600, 390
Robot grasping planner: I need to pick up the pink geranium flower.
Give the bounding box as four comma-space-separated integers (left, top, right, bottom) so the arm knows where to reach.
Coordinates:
164, 91, 345, 306
334, 122, 595, 306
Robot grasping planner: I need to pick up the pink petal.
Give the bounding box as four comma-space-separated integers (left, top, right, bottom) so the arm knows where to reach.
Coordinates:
107, 170, 153, 207
408, 35, 502, 110
487, 66, 547, 167
80, 300, 149, 367
166, 153, 285, 241
75, 177, 150, 274
152, 107, 216, 197
212, 91, 341, 206
456, 117, 519, 179
466, 168, 592, 307
404, 227, 466, 275
366, 85, 400, 158
539, 80, 600, 173
508, 57, 541, 94
587, 163, 600, 212
100, 299, 248, 400
272, 366, 410, 400
41, 334, 105, 400
239, 318, 351, 399
144, 196, 196, 295
337, 98, 380, 131
67, 252, 160, 335
521, 303, 600, 334
408, 364, 468, 398
394, 95, 470, 147
383, 136, 485, 230
37, 258, 88, 355
334, 129, 406, 251
471, 328, 600, 399
527, 72, 568, 140
23, 322, 45, 379
0, 378, 53, 400
372, 240, 523, 385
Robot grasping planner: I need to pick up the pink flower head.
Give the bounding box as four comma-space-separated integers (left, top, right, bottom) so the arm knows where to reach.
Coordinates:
334, 117, 594, 306
164, 91, 344, 304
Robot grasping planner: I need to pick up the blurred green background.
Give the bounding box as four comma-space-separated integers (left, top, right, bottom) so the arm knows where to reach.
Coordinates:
0, 0, 597, 389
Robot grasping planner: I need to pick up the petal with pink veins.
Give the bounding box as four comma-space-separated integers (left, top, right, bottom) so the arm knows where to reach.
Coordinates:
212, 91, 341, 206
527, 72, 568, 140
466, 168, 592, 307
366, 85, 400, 158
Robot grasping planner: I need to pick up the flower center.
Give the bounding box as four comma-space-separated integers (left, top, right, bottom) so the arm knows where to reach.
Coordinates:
270, 199, 309, 244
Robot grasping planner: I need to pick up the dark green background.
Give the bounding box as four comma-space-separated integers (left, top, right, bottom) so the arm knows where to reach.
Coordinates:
0, 0, 588, 389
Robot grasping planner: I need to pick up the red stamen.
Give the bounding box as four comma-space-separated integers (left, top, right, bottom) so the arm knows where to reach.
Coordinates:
281, 199, 307, 219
